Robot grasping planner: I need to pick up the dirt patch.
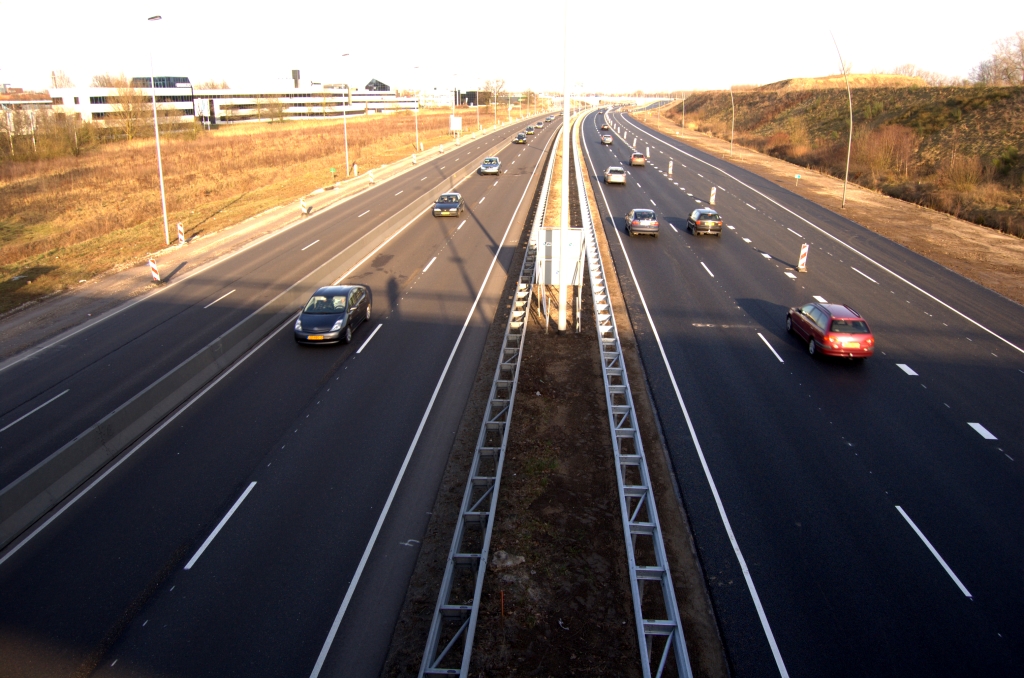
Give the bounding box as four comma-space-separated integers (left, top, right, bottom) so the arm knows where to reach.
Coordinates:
638, 112, 1024, 306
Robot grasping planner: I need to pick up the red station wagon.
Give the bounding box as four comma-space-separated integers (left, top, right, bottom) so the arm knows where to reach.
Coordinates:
786, 302, 875, 359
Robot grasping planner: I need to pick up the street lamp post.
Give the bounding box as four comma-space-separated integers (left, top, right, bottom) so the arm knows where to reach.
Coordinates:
729, 87, 735, 155
558, 0, 570, 333
831, 32, 853, 209
341, 53, 350, 176
147, 15, 170, 246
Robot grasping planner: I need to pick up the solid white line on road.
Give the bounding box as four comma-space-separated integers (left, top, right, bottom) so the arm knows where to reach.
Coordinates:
308, 121, 549, 678
758, 333, 785, 362
0, 389, 70, 433
813, 295, 828, 303
479, 196, 486, 204
423, 256, 437, 273
742, 237, 752, 243
784, 272, 798, 279
203, 289, 236, 309
787, 228, 803, 238
852, 267, 878, 283
301, 240, 320, 251
457, 219, 466, 230
727, 225, 735, 230
761, 252, 772, 259
701, 262, 714, 277
184, 482, 257, 570
651, 199, 657, 206
897, 363, 918, 376
670, 223, 678, 233
968, 422, 997, 440
356, 324, 382, 354
395, 190, 403, 196
896, 506, 972, 598
358, 210, 370, 217
581, 129, 791, 678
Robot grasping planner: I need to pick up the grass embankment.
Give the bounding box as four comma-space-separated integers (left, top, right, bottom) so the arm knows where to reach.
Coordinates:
652, 85, 1024, 237
0, 108, 497, 315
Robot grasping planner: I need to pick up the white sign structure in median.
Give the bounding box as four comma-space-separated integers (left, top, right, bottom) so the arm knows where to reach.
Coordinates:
710, 186, 717, 205
798, 243, 809, 272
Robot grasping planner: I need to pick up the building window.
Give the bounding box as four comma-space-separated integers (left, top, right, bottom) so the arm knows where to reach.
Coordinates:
74, 96, 80, 104
52, 97, 64, 105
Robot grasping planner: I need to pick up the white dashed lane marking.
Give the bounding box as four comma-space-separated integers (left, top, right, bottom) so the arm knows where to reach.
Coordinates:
897, 364, 918, 375
968, 423, 997, 440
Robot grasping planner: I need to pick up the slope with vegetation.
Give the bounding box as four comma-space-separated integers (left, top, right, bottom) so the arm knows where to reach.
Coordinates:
668, 83, 1023, 237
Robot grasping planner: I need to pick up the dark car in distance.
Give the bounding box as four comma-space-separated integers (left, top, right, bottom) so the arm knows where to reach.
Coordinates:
625, 208, 659, 237
294, 285, 372, 345
686, 208, 723, 236
433, 192, 465, 217
786, 302, 875, 359
513, 132, 527, 144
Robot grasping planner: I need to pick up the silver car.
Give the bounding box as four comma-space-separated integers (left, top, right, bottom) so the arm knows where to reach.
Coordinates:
625, 208, 659, 237
601, 134, 613, 145
605, 166, 626, 184
479, 156, 501, 175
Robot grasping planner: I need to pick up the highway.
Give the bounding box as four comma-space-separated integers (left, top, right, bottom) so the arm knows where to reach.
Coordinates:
0, 115, 559, 677
580, 108, 1022, 677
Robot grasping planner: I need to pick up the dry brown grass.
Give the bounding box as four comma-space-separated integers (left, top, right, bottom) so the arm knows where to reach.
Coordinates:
0, 108, 494, 314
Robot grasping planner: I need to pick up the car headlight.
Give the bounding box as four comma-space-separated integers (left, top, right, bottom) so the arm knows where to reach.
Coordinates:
294, 318, 302, 331
331, 319, 345, 332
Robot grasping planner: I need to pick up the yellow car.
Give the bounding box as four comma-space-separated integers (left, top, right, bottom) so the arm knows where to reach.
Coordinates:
526, 126, 535, 135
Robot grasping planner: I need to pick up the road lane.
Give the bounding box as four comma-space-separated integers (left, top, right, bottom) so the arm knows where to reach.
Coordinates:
582, 107, 1022, 677
0, 118, 559, 677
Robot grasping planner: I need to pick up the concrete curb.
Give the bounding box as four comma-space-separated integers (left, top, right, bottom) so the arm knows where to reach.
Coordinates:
0, 124, 540, 550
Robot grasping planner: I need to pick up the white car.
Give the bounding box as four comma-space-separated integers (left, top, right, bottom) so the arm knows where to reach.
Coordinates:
605, 166, 626, 184
479, 157, 501, 175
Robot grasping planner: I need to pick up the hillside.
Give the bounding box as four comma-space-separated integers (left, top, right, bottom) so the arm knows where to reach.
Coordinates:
664, 84, 1024, 237
756, 74, 929, 91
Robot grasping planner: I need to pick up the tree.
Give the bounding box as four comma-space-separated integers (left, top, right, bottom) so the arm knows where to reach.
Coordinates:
51, 70, 74, 88
106, 74, 151, 140
889, 63, 962, 86
971, 31, 1024, 85
90, 73, 121, 87
196, 80, 230, 89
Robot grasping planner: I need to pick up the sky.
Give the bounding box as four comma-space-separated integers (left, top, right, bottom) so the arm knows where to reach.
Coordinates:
1, 0, 1021, 94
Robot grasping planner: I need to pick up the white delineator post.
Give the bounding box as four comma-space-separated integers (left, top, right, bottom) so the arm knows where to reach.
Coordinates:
798, 243, 809, 272
710, 186, 717, 205
558, 0, 570, 332
177, 222, 184, 245
149, 259, 160, 283
668, 160, 673, 176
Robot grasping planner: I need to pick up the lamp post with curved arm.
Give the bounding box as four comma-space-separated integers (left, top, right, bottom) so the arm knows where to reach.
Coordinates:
831, 32, 853, 209
147, 15, 169, 245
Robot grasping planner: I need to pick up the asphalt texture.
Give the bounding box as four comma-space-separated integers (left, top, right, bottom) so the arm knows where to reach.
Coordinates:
580, 109, 1022, 677
0, 116, 560, 677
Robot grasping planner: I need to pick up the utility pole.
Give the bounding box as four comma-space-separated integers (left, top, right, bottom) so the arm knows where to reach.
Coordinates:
729, 87, 735, 155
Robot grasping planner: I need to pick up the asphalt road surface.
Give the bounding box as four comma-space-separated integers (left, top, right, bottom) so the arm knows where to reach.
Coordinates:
0, 115, 560, 677
581, 108, 1022, 677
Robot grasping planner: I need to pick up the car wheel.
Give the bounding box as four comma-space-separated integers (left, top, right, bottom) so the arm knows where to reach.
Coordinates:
808, 338, 816, 356
343, 325, 353, 345
786, 316, 793, 333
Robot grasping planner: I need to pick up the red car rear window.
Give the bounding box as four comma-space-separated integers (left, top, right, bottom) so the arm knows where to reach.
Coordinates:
830, 319, 869, 333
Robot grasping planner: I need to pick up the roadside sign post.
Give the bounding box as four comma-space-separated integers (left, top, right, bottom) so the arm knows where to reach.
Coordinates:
798, 243, 809, 272
177, 222, 184, 245
149, 259, 160, 283
710, 186, 717, 205
330, 167, 336, 182
795, 173, 801, 187
668, 160, 673, 176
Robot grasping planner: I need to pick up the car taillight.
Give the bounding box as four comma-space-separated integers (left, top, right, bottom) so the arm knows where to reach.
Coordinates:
653, 221, 659, 227
632, 220, 639, 226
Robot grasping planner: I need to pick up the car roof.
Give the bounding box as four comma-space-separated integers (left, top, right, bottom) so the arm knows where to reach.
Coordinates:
606, 166, 625, 171
439, 192, 461, 199
694, 208, 719, 214
484, 157, 499, 162
818, 303, 862, 319
631, 151, 645, 156
313, 285, 358, 295
631, 208, 655, 215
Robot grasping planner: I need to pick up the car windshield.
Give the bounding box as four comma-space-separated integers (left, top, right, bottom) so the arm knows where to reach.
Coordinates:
304, 294, 346, 314
438, 195, 458, 203
484, 158, 498, 164
608, 168, 624, 174
633, 153, 644, 158
830, 319, 870, 333
634, 210, 655, 220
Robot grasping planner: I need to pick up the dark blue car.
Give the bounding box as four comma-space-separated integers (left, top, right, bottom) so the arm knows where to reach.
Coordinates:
294, 284, 372, 345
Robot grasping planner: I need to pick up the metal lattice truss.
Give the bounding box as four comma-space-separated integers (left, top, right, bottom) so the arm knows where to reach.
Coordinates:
572, 114, 694, 678
419, 126, 561, 677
